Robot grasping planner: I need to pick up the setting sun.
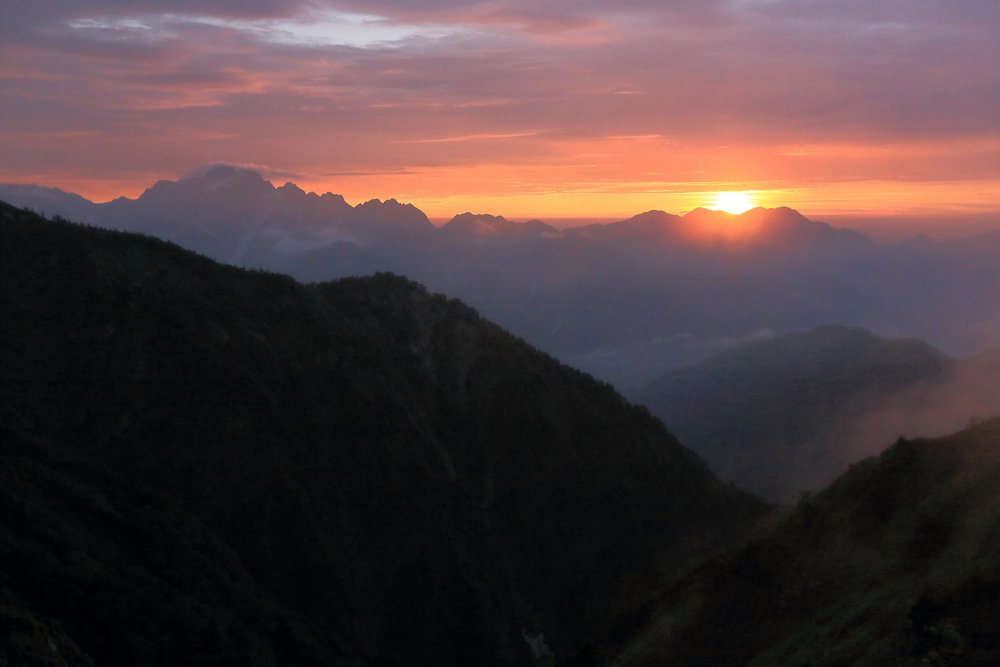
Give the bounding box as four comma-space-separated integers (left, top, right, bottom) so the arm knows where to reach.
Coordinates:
712, 191, 756, 214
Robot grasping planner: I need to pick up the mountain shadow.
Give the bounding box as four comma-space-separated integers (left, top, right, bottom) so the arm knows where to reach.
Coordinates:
0, 203, 764, 666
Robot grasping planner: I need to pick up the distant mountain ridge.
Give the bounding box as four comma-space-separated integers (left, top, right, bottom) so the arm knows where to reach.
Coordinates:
442, 213, 558, 243
5, 166, 1000, 389
0, 165, 884, 263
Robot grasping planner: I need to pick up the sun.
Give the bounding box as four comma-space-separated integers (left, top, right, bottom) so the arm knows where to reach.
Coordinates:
711, 191, 756, 214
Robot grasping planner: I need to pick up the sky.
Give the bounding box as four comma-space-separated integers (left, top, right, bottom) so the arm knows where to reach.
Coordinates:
1, 0, 999, 220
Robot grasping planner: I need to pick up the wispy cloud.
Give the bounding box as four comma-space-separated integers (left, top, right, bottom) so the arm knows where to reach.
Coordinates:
404, 130, 546, 143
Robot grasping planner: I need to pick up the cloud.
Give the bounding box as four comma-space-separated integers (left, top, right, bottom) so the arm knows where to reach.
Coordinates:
1, 0, 998, 211
403, 131, 546, 143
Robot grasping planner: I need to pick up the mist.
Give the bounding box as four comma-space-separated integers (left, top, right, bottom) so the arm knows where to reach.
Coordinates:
634, 326, 1000, 502
839, 348, 1000, 465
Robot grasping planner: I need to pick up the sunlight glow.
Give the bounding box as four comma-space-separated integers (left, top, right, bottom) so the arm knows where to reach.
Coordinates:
712, 191, 756, 214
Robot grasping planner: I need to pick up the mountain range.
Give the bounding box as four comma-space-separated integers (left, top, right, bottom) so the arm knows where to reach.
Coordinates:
6, 166, 1000, 390
7, 192, 1000, 666
0, 202, 763, 666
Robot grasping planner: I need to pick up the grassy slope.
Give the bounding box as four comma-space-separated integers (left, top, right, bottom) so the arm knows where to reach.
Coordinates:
607, 418, 1000, 666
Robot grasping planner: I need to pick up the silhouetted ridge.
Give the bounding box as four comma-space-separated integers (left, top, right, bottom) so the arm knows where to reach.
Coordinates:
681, 206, 734, 223
348, 197, 433, 237
590, 209, 682, 233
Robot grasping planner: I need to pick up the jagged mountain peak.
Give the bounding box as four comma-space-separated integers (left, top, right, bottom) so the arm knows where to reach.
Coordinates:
358, 196, 405, 208
277, 181, 305, 195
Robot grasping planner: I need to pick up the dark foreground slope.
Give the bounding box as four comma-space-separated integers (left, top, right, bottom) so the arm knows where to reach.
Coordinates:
635, 326, 952, 500
0, 203, 763, 666
0, 419, 340, 667
600, 419, 1000, 666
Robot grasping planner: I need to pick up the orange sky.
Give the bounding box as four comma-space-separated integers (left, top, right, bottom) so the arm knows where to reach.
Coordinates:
1, 1, 998, 220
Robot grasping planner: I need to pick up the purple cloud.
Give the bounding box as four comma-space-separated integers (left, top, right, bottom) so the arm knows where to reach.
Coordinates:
1, 0, 997, 211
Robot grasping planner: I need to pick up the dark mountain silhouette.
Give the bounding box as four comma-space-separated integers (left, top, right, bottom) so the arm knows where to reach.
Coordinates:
5, 167, 1000, 389
634, 326, 954, 501
585, 418, 1000, 666
345, 197, 434, 243
0, 202, 764, 666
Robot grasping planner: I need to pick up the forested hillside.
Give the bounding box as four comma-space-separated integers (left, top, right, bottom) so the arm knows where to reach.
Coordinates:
0, 203, 763, 665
